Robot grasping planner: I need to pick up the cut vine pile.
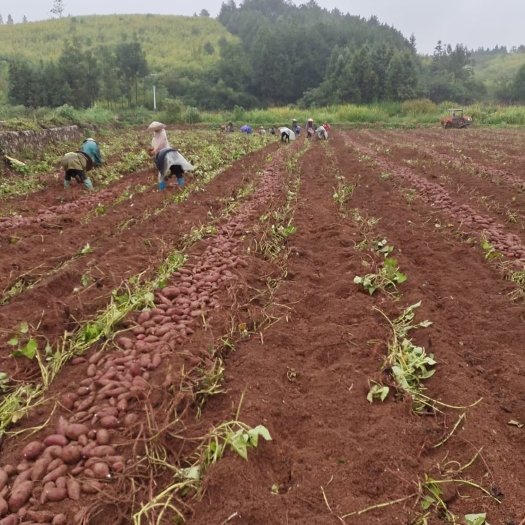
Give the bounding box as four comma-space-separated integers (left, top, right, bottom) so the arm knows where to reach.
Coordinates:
0, 128, 525, 525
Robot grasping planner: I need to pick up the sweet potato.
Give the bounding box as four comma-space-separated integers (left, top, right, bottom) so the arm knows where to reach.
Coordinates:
31, 458, 52, 481
0, 471, 7, 493
2, 466, 15, 478
43, 465, 68, 483
95, 407, 118, 419
60, 392, 78, 410
8, 480, 34, 511
81, 481, 103, 494
42, 446, 63, 460
77, 396, 94, 412
52, 515, 67, 525
27, 510, 54, 523
0, 497, 7, 517
65, 424, 89, 440
55, 477, 67, 490
46, 488, 67, 502
92, 463, 110, 479
55, 417, 68, 436
89, 446, 115, 458
66, 479, 81, 501
87, 364, 97, 377
95, 429, 110, 446
22, 442, 44, 461
43, 435, 68, 447
0, 515, 19, 525
99, 416, 118, 429
61, 445, 81, 464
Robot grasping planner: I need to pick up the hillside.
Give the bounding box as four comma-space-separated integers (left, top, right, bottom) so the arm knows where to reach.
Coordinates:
0, 14, 236, 72
473, 52, 525, 86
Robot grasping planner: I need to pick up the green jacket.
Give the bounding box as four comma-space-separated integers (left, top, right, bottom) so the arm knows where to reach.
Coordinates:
80, 139, 103, 167
61, 152, 88, 172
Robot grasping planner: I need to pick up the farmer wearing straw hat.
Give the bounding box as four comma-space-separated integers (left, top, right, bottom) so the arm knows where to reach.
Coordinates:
291, 119, 298, 134
80, 138, 103, 167
305, 118, 315, 139
316, 125, 328, 140
259, 126, 266, 135
61, 151, 94, 191
148, 121, 170, 155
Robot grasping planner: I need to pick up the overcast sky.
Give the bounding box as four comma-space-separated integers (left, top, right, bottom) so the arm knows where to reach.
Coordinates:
3, 0, 524, 54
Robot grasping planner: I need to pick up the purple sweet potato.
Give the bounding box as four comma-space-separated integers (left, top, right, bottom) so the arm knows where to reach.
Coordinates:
0, 497, 7, 517
22, 442, 44, 461
65, 424, 89, 440
43, 435, 68, 447
30, 458, 52, 481
8, 480, 34, 511
46, 488, 67, 502
53, 514, 67, 525
95, 429, 110, 446
66, 479, 81, 501
0, 471, 7, 493
61, 445, 81, 465
43, 465, 68, 483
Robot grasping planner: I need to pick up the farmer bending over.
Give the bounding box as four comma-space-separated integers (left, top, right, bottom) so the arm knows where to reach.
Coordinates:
148, 121, 170, 155
316, 125, 328, 140
305, 118, 315, 139
154, 148, 194, 191
279, 127, 295, 143
80, 138, 103, 167
61, 151, 94, 191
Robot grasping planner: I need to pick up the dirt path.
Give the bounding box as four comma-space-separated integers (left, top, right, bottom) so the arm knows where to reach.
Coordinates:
187, 133, 525, 525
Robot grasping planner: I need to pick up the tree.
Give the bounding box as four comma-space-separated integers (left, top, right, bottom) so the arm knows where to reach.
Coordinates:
7, 14, 13, 25
50, 0, 66, 18
115, 42, 148, 106
0, 14, 3, 25
22, 15, 27, 23
513, 64, 525, 103
199, 9, 210, 17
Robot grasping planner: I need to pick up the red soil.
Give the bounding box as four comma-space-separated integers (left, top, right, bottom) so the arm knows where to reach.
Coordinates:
1, 130, 525, 525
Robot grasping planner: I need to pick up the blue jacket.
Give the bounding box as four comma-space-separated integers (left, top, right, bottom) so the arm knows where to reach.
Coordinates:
80, 139, 102, 167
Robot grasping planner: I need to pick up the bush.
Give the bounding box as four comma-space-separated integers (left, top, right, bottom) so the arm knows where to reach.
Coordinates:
233, 105, 245, 121
54, 104, 78, 121
162, 97, 185, 124
185, 106, 201, 124
401, 99, 438, 116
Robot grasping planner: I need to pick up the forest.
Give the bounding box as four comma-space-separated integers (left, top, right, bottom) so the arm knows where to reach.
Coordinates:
2, 0, 525, 113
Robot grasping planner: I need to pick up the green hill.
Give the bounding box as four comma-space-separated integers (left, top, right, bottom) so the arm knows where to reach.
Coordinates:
474, 53, 525, 83
0, 14, 236, 71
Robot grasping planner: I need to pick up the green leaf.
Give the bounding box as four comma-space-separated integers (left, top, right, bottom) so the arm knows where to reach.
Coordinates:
396, 272, 407, 284
7, 337, 18, 347
19, 322, 29, 334
23, 339, 38, 359
465, 513, 486, 525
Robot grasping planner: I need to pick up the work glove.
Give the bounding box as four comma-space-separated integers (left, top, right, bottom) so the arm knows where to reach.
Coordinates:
64, 179, 70, 189
84, 178, 94, 191
159, 180, 166, 191
177, 177, 184, 186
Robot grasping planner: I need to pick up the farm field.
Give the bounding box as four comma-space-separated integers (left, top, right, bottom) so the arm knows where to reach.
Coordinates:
0, 128, 524, 524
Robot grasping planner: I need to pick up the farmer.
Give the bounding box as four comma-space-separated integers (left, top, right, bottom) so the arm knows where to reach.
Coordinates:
61, 151, 94, 191
148, 121, 170, 155
291, 119, 298, 134
316, 125, 328, 140
269, 126, 276, 135
80, 138, 103, 167
154, 147, 194, 191
259, 126, 266, 135
227, 121, 235, 132
295, 125, 301, 136
323, 122, 331, 132
279, 127, 296, 143
240, 124, 253, 134
305, 118, 315, 139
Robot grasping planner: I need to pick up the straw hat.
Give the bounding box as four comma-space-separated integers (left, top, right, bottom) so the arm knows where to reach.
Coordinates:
148, 121, 166, 131
77, 151, 94, 172
308, 118, 313, 122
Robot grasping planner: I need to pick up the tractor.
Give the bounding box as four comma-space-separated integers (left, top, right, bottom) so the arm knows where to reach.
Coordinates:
440, 109, 472, 129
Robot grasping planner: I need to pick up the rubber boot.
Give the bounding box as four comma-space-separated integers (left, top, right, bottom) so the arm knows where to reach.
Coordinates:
64, 179, 70, 189
159, 180, 166, 191
177, 177, 184, 187
84, 178, 94, 191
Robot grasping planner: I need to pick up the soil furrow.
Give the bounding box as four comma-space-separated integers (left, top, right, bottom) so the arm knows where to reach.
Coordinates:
187, 133, 525, 525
